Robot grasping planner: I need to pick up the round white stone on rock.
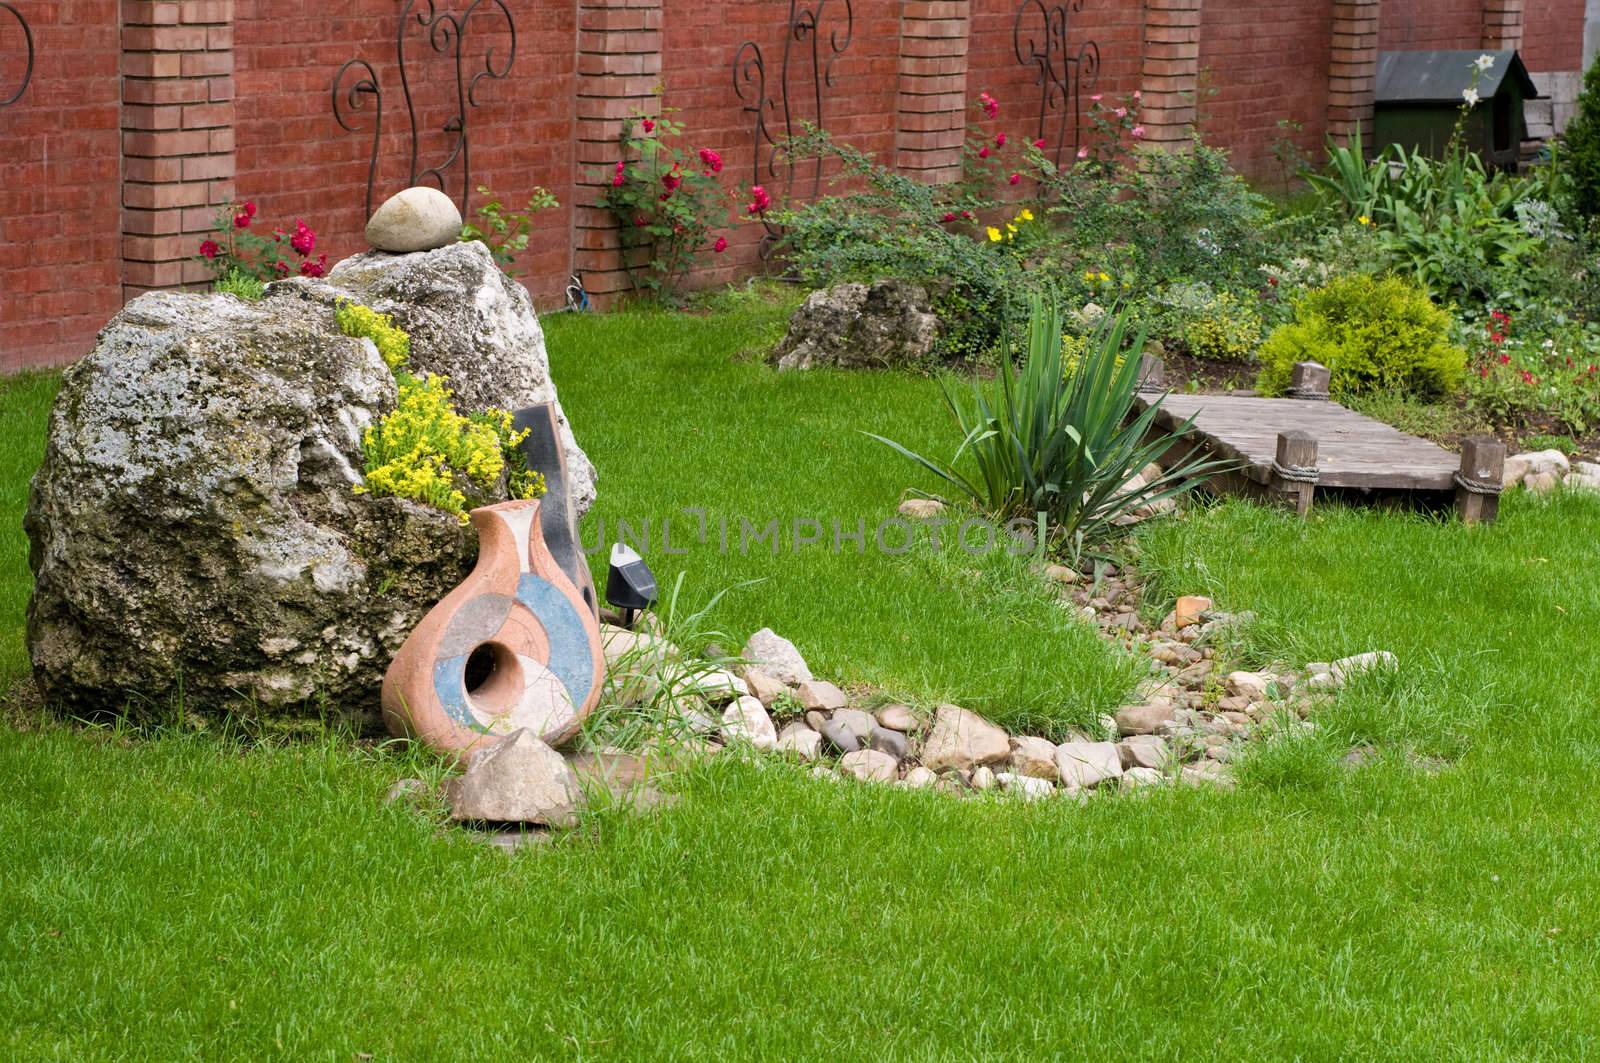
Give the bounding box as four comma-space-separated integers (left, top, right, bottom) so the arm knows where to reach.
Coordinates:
365, 186, 463, 253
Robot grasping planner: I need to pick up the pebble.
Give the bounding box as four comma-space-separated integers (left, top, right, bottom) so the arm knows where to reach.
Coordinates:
1173, 595, 1212, 629
1119, 766, 1164, 791
818, 717, 863, 754
365, 186, 464, 253
1008, 735, 1060, 781
796, 679, 849, 712
867, 725, 908, 760
874, 703, 919, 732
832, 708, 877, 743
840, 749, 898, 783
970, 765, 998, 791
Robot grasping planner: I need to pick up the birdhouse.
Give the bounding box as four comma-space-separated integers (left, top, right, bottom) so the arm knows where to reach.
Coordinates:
1374, 49, 1540, 170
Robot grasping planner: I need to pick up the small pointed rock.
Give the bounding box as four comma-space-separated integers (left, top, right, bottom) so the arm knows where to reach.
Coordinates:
741, 628, 813, 686
444, 729, 581, 827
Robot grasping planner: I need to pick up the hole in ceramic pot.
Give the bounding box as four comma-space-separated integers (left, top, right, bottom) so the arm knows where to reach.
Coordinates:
463, 641, 524, 717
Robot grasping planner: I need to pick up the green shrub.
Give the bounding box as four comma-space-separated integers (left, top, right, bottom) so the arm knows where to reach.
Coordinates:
1181, 289, 1262, 361
214, 268, 266, 301
867, 295, 1234, 560
1562, 54, 1600, 221
1257, 275, 1465, 398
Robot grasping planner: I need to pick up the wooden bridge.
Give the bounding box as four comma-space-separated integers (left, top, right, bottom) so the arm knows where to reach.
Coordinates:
1137, 360, 1507, 523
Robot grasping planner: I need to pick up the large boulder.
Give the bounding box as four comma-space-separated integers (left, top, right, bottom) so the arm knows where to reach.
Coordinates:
25, 242, 593, 723
772, 279, 941, 371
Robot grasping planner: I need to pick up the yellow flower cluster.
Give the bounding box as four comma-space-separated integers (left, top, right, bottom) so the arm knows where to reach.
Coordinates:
343, 300, 545, 522
986, 207, 1036, 243
336, 300, 411, 370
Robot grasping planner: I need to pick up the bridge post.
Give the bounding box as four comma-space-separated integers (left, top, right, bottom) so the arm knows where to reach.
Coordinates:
1272, 430, 1319, 516
1455, 436, 1505, 525
1287, 361, 1331, 400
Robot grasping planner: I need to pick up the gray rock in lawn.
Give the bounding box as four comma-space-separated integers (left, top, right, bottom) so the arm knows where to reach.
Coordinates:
832, 708, 877, 744
804, 710, 830, 733
1119, 766, 1165, 791
683, 668, 749, 705
997, 772, 1055, 800
874, 703, 919, 733
1008, 736, 1061, 781
818, 717, 863, 755
1055, 741, 1123, 790
772, 278, 941, 371
867, 725, 908, 761
26, 241, 597, 721
1330, 651, 1398, 685
840, 748, 899, 783
1115, 699, 1178, 736
1180, 762, 1235, 789
901, 766, 937, 789
444, 729, 581, 826
741, 628, 813, 686
921, 704, 1011, 772
364, 186, 463, 253
720, 696, 777, 752
776, 727, 823, 762
1117, 735, 1170, 771
742, 667, 788, 709
796, 680, 849, 712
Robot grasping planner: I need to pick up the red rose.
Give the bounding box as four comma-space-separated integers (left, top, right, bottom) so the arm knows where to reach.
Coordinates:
978, 146, 990, 159
234, 212, 251, 229
641, 118, 655, 133
713, 236, 728, 253
243, 201, 257, 218
699, 148, 723, 174
299, 253, 327, 278
995, 133, 1007, 148
199, 239, 220, 259
941, 212, 956, 222
1033, 138, 1045, 149
290, 220, 315, 256
1008, 172, 1021, 185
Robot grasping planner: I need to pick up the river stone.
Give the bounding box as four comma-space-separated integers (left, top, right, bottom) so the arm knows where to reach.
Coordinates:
25, 242, 593, 721
840, 748, 898, 783
1008, 736, 1060, 781
1054, 741, 1123, 791
365, 186, 463, 254
741, 628, 813, 685
444, 729, 581, 826
867, 725, 908, 760
776, 727, 822, 761
742, 667, 788, 708
997, 772, 1055, 801
796, 680, 848, 712
1115, 699, 1178, 735
720, 696, 777, 752
875, 703, 918, 732
921, 704, 1010, 772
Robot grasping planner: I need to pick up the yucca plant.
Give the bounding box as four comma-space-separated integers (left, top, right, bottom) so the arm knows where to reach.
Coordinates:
1306, 122, 1392, 220
868, 295, 1233, 558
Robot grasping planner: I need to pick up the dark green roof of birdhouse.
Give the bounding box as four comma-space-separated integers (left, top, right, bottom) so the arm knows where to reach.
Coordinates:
1375, 50, 1540, 104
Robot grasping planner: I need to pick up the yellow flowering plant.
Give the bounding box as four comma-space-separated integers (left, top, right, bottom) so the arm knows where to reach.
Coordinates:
340, 301, 546, 521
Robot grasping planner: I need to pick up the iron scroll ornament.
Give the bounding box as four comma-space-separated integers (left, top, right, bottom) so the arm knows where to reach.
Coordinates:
1, 1, 34, 110
732, 0, 853, 254
333, 0, 517, 221
1013, 0, 1099, 167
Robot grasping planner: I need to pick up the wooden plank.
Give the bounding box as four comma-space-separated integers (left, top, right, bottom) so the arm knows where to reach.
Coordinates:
1137, 394, 1460, 491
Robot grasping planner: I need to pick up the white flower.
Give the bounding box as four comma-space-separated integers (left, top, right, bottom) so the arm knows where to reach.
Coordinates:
1475, 54, 1496, 72
1462, 87, 1480, 107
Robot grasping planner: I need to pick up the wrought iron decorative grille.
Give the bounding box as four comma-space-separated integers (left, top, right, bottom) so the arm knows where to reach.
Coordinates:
334, 0, 517, 220
731, 0, 853, 253
1, 2, 34, 110
1013, 0, 1098, 166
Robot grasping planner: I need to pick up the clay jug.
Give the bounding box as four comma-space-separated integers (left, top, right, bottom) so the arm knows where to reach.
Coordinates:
382, 498, 605, 755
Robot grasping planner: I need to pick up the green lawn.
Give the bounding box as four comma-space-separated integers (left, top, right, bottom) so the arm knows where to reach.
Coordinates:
5, 296, 1600, 1058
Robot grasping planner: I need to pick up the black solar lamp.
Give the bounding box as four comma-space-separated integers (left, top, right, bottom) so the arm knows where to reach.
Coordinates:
605, 542, 658, 629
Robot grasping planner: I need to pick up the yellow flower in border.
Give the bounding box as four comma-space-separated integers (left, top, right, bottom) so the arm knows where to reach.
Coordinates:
1006, 223, 1017, 234
1083, 270, 1096, 282
1019, 208, 1035, 222
1098, 271, 1110, 282
986, 226, 1002, 242
1358, 214, 1371, 226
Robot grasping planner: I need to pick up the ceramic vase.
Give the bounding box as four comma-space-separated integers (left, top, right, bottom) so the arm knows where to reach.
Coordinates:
382, 498, 605, 755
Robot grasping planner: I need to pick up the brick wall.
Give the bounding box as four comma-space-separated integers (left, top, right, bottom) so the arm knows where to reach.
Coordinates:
1197, 0, 1333, 181
1523, 0, 1585, 70
233, 0, 576, 307
0, 0, 121, 371
0, 0, 1593, 369
1379, 0, 1484, 50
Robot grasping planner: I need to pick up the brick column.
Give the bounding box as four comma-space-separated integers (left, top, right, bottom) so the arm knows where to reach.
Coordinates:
1139, 0, 1202, 151
121, 0, 235, 300
896, 1, 971, 183
1482, 0, 1524, 51
1328, 0, 1380, 145
573, 0, 662, 304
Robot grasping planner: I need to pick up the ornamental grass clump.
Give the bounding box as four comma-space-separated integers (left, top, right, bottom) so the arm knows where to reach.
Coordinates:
1257, 274, 1466, 399
339, 301, 545, 521
868, 295, 1233, 557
